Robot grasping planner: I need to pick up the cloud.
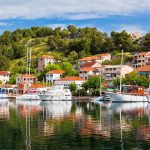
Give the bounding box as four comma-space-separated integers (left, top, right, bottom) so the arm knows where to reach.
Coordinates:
46, 24, 68, 29
0, 0, 150, 20
0, 22, 12, 26
116, 24, 147, 35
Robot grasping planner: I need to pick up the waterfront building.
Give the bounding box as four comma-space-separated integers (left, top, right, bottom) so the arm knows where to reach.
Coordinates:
46, 70, 65, 83
38, 55, 56, 72
103, 65, 133, 81
0, 71, 10, 84
132, 52, 150, 68
54, 76, 85, 89
16, 74, 37, 85
29, 83, 47, 93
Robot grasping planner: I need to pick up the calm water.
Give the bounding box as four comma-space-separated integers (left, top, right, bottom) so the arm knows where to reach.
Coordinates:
0, 100, 150, 150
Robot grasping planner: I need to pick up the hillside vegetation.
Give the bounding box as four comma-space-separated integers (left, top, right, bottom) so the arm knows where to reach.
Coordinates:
0, 25, 150, 82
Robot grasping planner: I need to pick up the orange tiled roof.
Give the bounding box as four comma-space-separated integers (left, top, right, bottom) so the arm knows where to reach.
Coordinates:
137, 65, 150, 72
0, 71, 10, 76
20, 74, 36, 78
48, 70, 65, 74
138, 52, 150, 55
30, 83, 44, 88
80, 67, 96, 72
57, 76, 85, 81
81, 62, 99, 68
79, 56, 100, 61
39, 55, 54, 59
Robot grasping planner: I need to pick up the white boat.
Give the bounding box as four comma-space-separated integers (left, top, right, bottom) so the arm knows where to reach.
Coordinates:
40, 101, 72, 118
108, 92, 149, 102
38, 86, 72, 101
110, 101, 148, 113
16, 93, 40, 100
0, 93, 9, 99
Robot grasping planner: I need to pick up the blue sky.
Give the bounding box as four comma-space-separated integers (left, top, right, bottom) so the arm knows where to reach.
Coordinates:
0, 0, 150, 34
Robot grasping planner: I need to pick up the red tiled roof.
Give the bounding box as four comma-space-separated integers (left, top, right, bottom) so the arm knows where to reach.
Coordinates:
137, 65, 150, 72
81, 62, 99, 68
39, 55, 54, 59
0, 71, 10, 76
57, 76, 85, 81
80, 67, 96, 72
48, 70, 65, 74
30, 83, 44, 88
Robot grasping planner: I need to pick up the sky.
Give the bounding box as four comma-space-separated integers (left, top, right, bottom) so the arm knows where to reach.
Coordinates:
0, 0, 150, 34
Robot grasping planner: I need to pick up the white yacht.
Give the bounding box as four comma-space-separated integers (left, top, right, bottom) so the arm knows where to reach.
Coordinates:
16, 93, 41, 101
38, 86, 72, 101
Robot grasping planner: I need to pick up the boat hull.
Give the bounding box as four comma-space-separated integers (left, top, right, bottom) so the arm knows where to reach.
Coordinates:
39, 94, 72, 101
108, 93, 149, 102
16, 94, 40, 100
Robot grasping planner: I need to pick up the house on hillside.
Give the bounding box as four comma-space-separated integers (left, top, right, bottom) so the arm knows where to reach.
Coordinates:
54, 76, 85, 89
137, 65, 150, 78
0, 71, 10, 84
29, 83, 47, 93
38, 55, 57, 72
46, 70, 65, 83
16, 74, 37, 85
132, 52, 150, 68
79, 53, 111, 68
79, 67, 103, 80
103, 65, 133, 81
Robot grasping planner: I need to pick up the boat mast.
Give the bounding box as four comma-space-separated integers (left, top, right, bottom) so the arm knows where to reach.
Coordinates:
100, 69, 102, 97
120, 50, 124, 93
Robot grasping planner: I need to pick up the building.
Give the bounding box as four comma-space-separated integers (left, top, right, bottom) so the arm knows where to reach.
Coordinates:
79, 67, 103, 79
97, 53, 111, 62
103, 65, 133, 81
46, 70, 65, 83
54, 76, 85, 89
16, 74, 37, 85
79, 62, 102, 79
130, 32, 141, 40
132, 52, 150, 68
38, 55, 56, 72
137, 65, 150, 78
79, 53, 111, 68
29, 83, 47, 93
0, 71, 10, 84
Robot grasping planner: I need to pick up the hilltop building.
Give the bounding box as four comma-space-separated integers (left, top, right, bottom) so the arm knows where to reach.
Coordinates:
38, 55, 56, 72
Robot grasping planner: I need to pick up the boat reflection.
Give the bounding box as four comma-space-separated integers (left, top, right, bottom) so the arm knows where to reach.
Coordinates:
40, 101, 72, 119
0, 99, 9, 121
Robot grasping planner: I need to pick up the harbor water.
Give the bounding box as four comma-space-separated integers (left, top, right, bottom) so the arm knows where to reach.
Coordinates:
0, 99, 150, 149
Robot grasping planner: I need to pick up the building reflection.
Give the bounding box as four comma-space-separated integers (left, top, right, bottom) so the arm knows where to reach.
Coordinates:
0, 99, 9, 121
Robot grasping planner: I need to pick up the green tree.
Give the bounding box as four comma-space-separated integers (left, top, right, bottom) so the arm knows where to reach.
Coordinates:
69, 83, 77, 92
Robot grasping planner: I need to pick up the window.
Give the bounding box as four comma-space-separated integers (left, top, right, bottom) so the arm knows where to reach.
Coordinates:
113, 68, 116, 70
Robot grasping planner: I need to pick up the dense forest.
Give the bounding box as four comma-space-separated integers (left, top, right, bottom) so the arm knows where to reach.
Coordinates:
0, 25, 149, 83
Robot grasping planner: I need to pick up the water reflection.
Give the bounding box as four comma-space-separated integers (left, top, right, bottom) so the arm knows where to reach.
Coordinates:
1, 100, 150, 149
0, 99, 9, 121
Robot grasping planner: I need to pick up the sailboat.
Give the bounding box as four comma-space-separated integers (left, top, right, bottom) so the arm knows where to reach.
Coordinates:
92, 69, 104, 102
108, 50, 149, 102
16, 45, 40, 101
